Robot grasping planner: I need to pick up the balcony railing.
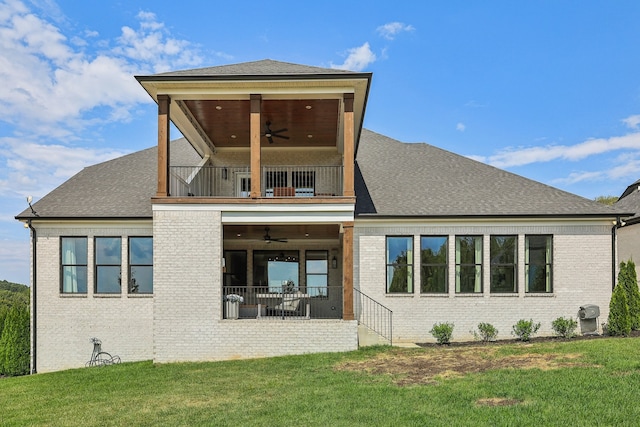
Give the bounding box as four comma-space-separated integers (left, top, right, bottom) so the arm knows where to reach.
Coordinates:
223, 286, 343, 319
169, 165, 343, 198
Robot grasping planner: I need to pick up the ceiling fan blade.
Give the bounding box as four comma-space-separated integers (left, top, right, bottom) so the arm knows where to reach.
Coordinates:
273, 134, 290, 140
267, 136, 274, 144
271, 128, 288, 134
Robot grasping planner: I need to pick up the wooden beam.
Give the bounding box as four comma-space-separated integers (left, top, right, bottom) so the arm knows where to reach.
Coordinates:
250, 94, 261, 198
343, 94, 355, 197
342, 221, 354, 321
157, 95, 171, 197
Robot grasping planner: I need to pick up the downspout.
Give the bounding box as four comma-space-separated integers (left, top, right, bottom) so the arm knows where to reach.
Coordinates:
612, 216, 621, 291
27, 220, 37, 374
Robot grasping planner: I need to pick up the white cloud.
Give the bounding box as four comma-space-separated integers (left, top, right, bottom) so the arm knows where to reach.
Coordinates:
331, 42, 376, 71
376, 22, 415, 40
0, 137, 129, 198
472, 132, 640, 168
456, 122, 466, 132
0, 1, 203, 138
0, 238, 30, 285
622, 114, 640, 130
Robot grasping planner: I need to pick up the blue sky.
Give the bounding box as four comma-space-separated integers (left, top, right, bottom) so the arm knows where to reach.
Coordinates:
2, 0, 640, 285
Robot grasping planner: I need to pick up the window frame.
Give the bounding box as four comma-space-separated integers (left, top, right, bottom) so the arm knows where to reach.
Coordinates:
94, 236, 122, 294
490, 235, 518, 293
60, 236, 88, 294
128, 236, 153, 294
455, 235, 483, 294
386, 236, 414, 294
252, 250, 300, 292
525, 235, 553, 293
305, 250, 329, 298
420, 235, 448, 294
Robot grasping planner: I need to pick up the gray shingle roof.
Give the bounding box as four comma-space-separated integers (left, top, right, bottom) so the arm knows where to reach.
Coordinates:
16, 138, 200, 219
615, 181, 640, 222
139, 59, 359, 79
17, 130, 627, 220
355, 129, 627, 218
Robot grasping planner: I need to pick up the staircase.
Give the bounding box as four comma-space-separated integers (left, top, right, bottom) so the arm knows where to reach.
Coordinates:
354, 289, 393, 346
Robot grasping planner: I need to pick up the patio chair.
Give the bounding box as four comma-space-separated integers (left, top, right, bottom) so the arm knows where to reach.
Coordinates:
267, 292, 303, 317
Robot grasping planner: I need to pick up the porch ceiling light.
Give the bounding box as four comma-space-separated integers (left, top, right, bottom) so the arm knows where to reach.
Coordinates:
305, 105, 312, 109
307, 134, 313, 139
215, 105, 222, 110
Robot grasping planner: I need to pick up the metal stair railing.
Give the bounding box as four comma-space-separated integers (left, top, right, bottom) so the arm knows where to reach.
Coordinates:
354, 288, 393, 345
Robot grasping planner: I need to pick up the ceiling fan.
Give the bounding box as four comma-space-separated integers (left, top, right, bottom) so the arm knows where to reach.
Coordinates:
263, 227, 288, 243
262, 121, 289, 144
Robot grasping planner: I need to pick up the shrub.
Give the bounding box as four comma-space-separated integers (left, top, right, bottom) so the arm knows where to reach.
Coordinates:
608, 282, 631, 336
511, 319, 541, 342
430, 322, 454, 345
551, 316, 578, 339
618, 260, 640, 330
0, 305, 30, 376
472, 322, 498, 342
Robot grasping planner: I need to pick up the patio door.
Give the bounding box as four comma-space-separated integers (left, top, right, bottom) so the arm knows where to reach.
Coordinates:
236, 172, 251, 197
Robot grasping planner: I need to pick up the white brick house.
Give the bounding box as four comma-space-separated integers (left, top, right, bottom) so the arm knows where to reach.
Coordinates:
17, 60, 629, 373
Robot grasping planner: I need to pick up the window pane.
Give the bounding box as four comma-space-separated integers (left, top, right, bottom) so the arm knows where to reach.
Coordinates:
387, 265, 413, 293
96, 266, 121, 293
96, 237, 121, 265
527, 265, 550, 292
62, 237, 87, 265
130, 237, 153, 264
491, 236, 516, 264
387, 237, 413, 264
421, 265, 447, 293
62, 266, 87, 293
130, 266, 153, 294
306, 259, 327, 274
421, 236, 447, 264
457, 236, 479, 264
491, 266, 517, 292
457, 266, 481, 292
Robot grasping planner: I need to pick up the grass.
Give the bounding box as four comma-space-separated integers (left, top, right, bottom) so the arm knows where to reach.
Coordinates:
1, 337, 640, 426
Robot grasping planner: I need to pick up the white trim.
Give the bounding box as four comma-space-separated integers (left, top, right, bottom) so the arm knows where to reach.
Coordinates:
354, 217, 616, 228
222, 211, 353, 224
152, 203, 354, 224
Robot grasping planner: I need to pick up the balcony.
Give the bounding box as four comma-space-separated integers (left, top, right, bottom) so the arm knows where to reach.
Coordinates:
169, 165, 343, 198
223, 286, 343, 320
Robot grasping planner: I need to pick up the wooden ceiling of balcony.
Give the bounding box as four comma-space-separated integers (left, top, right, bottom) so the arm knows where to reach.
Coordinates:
183, 99, 340, 148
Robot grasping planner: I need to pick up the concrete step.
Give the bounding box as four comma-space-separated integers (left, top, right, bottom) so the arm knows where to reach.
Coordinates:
358, 324, 391, 347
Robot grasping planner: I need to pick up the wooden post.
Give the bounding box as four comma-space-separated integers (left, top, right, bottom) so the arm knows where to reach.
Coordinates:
343, 94, 355, 197
156, 94, 171, 197
342, 222, 354, 320
250, 94, 261, 198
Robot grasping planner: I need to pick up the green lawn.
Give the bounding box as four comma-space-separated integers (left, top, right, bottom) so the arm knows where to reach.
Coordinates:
1, 337, 639, 426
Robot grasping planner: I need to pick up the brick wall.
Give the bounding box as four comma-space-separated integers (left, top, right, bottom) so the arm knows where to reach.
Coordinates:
354, 220, 614, 343
153, 208, 357, 363
33, 222, 154, 373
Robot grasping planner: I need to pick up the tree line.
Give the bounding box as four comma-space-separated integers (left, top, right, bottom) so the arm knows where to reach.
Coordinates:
0, 280, 30, 376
